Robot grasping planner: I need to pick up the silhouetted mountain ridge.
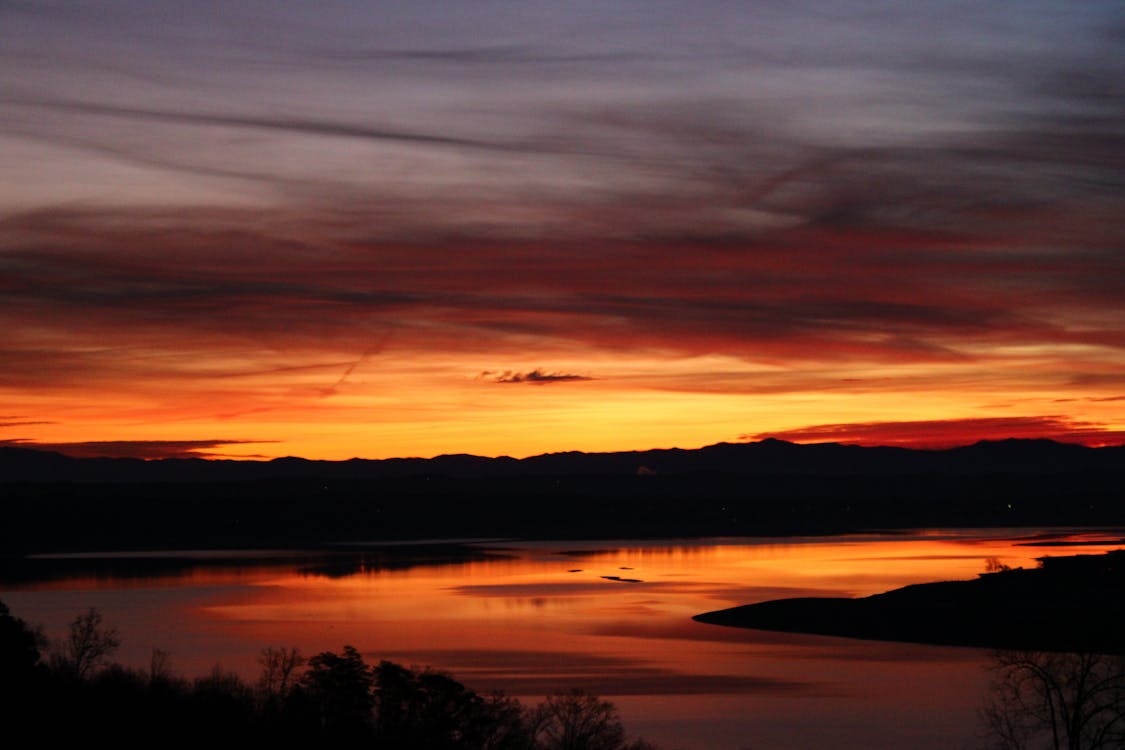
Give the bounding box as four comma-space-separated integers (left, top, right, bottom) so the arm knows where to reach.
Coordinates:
2, 438, 1123, 552
1, 438, 1122, 483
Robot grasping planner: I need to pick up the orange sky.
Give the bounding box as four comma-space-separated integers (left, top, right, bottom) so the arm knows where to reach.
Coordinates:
1, 2, 1122, 460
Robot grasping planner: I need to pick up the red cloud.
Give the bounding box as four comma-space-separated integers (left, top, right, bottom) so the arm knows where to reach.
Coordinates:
746, 416, 1125, 449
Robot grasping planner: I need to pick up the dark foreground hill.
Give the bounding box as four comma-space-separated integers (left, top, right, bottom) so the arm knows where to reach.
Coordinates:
694, 550, 1125, 654
1, 439, 1123, 552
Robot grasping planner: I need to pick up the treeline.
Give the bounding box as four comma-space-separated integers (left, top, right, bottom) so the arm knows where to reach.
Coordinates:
0, 601, 661, 749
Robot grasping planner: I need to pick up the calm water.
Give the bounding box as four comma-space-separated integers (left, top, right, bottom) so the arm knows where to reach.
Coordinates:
3, 529, 1122, 749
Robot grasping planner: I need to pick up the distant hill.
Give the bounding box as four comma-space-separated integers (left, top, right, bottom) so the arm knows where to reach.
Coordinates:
1, 439, 1122, 553
1, 438, 1122, 483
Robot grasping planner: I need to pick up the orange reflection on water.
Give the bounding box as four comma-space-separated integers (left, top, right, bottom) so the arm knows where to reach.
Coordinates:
105, 529, 1116, 677
3, 529, 1122, 750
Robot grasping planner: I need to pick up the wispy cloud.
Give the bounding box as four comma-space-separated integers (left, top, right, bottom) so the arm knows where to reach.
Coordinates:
4, 96, 520, 154
315, 344, 389, 397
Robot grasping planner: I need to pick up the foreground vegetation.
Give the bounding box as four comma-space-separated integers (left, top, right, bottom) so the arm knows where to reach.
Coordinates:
981, 649, 1125, 750
0, 600, 660, 749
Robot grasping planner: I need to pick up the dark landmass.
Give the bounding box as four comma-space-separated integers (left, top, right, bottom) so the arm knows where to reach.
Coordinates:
4, 437, 1123, 483
694, 550, 1125, 654
1, 438, 1123, 553
0, 543, 505, 587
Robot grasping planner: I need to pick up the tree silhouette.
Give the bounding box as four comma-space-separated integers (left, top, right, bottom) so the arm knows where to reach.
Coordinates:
257, 645, 304, 700
0, 599, 43, 680
373, 659, 533, 748
52, 606, 120, 679
149, 647, 173, 684
2, 599, 666, 749
475, 691, 534, 750
300, 645, 375, 739
531, 689, 627, 750
190, 664, 256, 740
981, 650, 1125, 749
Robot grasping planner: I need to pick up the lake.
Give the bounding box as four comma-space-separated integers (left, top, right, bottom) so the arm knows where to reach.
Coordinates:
3, 528, 1122, 749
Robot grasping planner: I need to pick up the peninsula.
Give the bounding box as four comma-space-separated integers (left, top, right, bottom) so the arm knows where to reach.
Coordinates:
694, 550, 1125, 654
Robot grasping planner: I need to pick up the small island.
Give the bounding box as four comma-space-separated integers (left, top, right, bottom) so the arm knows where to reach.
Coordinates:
694, 550, 1125, 654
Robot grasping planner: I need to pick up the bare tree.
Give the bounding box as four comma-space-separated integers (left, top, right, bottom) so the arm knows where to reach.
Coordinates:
149, 647, 172, 683
257, 645, 305, 699
531, 689, 626, 750
981, 650, 1125, 750
984, 557, 1012, 574
53, 607, 120, 679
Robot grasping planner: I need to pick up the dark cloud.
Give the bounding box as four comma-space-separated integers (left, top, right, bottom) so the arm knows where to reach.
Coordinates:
480, 369, 592, 385
0, 199, 1120, 397
5, 96, 518, 154
1, 439, 275, 460
322, 44, 644, 66
745, 417, 1125, 449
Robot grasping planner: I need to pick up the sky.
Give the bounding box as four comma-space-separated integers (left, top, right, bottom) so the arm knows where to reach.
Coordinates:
1, 1, 1123, 460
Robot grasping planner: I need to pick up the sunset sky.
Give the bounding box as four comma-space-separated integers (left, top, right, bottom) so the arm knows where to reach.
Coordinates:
2, 1, 1123, 460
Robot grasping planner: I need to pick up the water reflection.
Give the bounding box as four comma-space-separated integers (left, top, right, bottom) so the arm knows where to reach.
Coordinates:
0, 543, 503, 589
1, 529, 1122, 750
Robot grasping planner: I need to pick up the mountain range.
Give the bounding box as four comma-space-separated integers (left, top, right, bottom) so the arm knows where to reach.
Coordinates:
2, 438, 1122, 483
2, 439, 1122, 553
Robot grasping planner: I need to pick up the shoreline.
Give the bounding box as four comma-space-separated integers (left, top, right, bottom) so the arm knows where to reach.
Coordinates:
695, 549, 1125, 654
